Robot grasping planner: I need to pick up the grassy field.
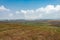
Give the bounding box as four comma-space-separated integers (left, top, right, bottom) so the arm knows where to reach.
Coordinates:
0, 22, 60, 40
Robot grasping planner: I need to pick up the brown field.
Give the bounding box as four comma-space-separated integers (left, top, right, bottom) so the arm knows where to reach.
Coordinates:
0, 21, 60, 40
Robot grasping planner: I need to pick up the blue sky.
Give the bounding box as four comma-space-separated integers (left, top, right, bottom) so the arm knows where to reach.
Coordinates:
0, 0, 60, 10
0, 0, 60, 20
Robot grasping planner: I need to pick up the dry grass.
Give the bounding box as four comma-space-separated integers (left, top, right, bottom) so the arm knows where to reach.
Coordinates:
0, 22, 60, 40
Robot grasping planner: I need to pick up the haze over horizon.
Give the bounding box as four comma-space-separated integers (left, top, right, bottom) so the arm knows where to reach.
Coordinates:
0, 0, 60, 20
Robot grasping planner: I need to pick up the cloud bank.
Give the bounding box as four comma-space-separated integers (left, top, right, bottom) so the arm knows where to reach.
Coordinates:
15, 5, 60, 20
0, 5, 60, 20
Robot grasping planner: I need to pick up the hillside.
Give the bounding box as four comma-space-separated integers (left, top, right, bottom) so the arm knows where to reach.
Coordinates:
0, 20, 60, 40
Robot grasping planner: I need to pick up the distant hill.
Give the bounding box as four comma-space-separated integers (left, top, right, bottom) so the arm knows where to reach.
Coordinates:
0, 19, 60, 27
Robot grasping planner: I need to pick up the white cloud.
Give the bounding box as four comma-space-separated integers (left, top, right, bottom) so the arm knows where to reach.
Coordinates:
21, 10, 27, 14
9, 13, 13, 17
18, 9, 42, 20
15, 5, 60, 20
55, 5, 60, 11
0, 5, 10, 12
16, 11, 20, 14
19, 5, 56, 20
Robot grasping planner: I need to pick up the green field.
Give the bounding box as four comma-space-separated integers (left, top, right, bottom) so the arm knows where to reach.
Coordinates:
0, 22, 60, 40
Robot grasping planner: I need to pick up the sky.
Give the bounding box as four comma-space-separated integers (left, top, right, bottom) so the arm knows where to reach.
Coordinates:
0, 0, 60, 20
